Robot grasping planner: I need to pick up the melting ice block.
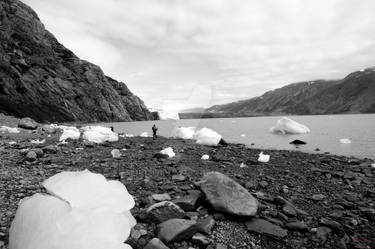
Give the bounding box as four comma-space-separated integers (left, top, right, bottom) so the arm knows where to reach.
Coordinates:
173, 127, 196, 139
339, 138, 352, 144
201, 154, 210, 160
59, 126, 81, 141
258, 152, 270, 163
160, 147, 175, 158
193, 128, 222, 146
0, 126, 20, 133
10, 170, 135, 249
270, 117, 310, 134
82, 126, 118, 143
140, 132, 149, 137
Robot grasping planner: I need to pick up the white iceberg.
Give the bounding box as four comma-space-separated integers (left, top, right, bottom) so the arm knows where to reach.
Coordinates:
159, 147, 175, 158
339, 138, 352, 144
193, 128, 222, 146
82, 126, 118, 144
158, 110, 180, 120
270, 117, 310, 134
258, 152, 270, 163
8, 141, 17, 145
173, 127, 196, 139
59, 126, 81, 141
0, 126, 20, 133
201, 154, 210, 160
140, 132, 149, 137
9, 170, 135, 249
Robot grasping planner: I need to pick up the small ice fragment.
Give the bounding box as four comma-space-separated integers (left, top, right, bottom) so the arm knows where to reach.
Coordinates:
31, 139, 45, 144
339, 138, 351, 144
201, 154, 209, 160
111, 149, 121, 158
160, 147, 175, 158
371, 163, 375, 168
240, 163, 248, 168
240, 134, 246, 137
0, 126, 20, 133
140, 132, 148, 137
125, 134, 134, 138
8, 141, 17, 145
258, 152, 270, 163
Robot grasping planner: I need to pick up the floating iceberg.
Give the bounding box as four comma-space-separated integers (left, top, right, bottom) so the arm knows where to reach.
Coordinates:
9, 170, 135, 249
59, 126, 81, 141
159, 147, 175, 158
140, 132, 149, 137
82, 126, 118, 144
258, 152, 270, 163
270, 117, 310, 134
193, 128, 222, 146
157, 110, 180, 120
173, 127, 196, 139
201, 154, 209, 160
339, 138, 351, 144
0, 126, 20, 133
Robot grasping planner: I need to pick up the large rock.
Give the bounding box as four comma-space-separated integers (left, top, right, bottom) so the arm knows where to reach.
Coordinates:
197, 172, 258, 216
18, 117, 38, 130
142, 201, 185, 224
157, 218, 197, 243
246, 219, 287, 238
0, 0, 153, 122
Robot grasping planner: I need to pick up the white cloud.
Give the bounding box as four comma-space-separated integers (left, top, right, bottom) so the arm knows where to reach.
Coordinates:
24, 0, 375, 111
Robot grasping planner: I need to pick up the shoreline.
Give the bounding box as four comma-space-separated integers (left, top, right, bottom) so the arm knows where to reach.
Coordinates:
0, 125, 374, 249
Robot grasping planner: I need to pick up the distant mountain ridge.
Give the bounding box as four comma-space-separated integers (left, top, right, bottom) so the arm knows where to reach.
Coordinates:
203, 67, 375, 117
0, 0, 153, 122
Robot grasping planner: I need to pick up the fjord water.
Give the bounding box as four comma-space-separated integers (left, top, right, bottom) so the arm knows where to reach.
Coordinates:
101, 114, 375, 159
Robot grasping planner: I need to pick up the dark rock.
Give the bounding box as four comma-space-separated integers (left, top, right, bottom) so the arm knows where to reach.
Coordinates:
144, 238, 170, 249
319, 218, 342, 231
246, 218, 287, 238
42, 145, 58, 154
290, 140, 307, 145
196, 171, 258, 216
196, 216, 215, 235
282, 204, 297, 217
18, 117, 38, 130
173, 190, 202, 211
218, 138, 228, 146
215, 243, 228, 249
315, 226, 332, 243
154, 153, 169, 159
157, 218, 197, 243
0, 1, 152, 122
142, 201, 185, 224
311, 194, 326, 201
25, 151, 37, 161
192, 233, 210, 245
172, 174, 186, 181
286, 221, 308, 231
41, 125, 57, 134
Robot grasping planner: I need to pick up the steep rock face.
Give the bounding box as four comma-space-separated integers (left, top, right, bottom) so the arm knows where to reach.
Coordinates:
206, 68, 375, 116
0, 0, 153, 122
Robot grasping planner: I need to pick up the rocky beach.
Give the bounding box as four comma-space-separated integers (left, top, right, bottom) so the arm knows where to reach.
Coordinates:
0, 115, 374, 249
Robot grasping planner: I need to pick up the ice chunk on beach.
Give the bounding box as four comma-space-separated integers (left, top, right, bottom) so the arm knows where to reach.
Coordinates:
339, 138, 351, 144
240, 134, 246, 137
201, 154, 209, 160
82, 126, 118, 144
59, 126, 81, 141
31, 139, 45, 144
0, 126, 20, 133
174, 126, 196, 139
270, 117, 310, 134
9, 170, 135, 249
125, 134, 134, 138
160, 147, 175, 158
258, 152, 270, 163
140, 132, 149, 137
111, 149, 121, 158
193, 128, 222, 146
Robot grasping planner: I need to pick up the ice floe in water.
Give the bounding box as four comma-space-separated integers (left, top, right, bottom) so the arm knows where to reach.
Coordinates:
82, 126, 118, 144
173, 127, 196, 139
193, 128, 222, 146
158, 110, 180, 120
201, 154, 210, 160
258, 152, 270, 163
9, 170, 135, 249
270, 117, 310, 134
160, 147, 175, 158
339, 138, 352, 144
59, 126, 81, 142
0, 126, 20, 133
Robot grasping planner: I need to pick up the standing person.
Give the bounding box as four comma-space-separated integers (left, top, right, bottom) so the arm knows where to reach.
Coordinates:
152, 124, 158, 139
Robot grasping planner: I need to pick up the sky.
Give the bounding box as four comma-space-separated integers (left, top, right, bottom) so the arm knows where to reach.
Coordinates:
24, 0, 375, 112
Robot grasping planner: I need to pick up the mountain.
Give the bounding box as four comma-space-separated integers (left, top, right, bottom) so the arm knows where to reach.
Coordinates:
205, 68, 375, 117
0, 0, 153, 122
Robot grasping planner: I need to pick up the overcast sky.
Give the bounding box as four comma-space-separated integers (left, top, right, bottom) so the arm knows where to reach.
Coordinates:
24, 0, 375, 111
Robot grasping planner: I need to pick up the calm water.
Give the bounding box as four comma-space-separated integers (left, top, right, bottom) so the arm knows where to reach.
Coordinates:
96, 114, 375, 159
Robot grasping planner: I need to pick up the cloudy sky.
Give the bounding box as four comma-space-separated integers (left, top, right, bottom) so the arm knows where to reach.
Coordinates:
24, 0, 375, 111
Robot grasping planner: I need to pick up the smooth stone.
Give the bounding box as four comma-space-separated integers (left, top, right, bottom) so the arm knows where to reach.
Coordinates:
152, 193, 172, 202
246, 218, 287, 238
173, 190, 202, 211
282, 204, 297, 217
286, 221, 308, 231
196, 216, 216, 235
197, 172, 258, 216
25, 151, 37, 161
143, 201, 185, 224
144, 238, 170, 249
157, 218, 197, 243
319, 217, 342, 231
312, 194, 326, 201
18, 117, 38, 130
315, 226, 332, 243
289, 139, 307, 145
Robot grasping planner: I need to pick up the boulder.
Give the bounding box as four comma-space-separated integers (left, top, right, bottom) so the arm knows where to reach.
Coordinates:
142, 201, 185, 224
246, 219, 287, 238
157, 218, 197, 243
18, 117, 38, 130
197, 172, 258, 216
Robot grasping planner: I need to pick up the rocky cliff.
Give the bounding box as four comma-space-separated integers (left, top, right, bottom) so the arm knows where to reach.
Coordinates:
0, 0, 153, 122
206, 67, 375, 116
